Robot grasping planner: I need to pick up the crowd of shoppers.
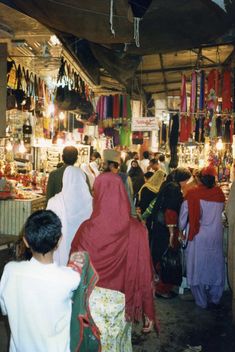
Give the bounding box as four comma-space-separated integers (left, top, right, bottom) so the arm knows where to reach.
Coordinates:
0, 146, 229, 352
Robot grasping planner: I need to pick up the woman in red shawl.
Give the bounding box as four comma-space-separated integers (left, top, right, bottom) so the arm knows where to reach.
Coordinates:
71, 172, 155, 350
179, 165, 225, 309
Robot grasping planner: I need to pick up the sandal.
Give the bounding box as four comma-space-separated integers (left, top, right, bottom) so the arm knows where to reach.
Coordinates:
142, 316, 154, 334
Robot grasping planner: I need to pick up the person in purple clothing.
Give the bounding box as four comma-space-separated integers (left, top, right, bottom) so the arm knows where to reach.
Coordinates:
179, 165, 225, 309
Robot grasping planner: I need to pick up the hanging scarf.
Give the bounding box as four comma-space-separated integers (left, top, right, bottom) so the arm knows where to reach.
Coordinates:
222, 70, 232, 112
181, 74, 187, 113
139, 169, 165, 197
199, 70, 205, 111
190, 71, 197, 134
71, 173, 155, 323
185, 184, 225, 241
190, 74, 196, 110
180, 74, 188, 142
207, 69, 219, 111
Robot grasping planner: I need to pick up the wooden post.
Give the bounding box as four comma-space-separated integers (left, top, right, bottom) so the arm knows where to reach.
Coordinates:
0, 43, 7, 138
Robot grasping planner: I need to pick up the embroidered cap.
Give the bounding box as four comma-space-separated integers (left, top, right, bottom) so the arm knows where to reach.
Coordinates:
103, 149, 121, 163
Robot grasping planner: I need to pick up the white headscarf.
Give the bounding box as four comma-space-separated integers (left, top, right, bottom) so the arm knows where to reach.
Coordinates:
89, 161, 100, 177
47, 166, 92, 265
80, 163, 96, 188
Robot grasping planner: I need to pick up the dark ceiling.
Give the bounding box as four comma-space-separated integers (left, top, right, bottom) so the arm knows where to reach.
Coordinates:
1, 0, 235, 97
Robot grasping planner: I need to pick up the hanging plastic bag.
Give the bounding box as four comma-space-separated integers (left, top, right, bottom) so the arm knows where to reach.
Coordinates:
161, 247, 182, 286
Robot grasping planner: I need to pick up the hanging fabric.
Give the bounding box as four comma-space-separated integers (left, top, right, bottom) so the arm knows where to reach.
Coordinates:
199, 71, 205, 111
169, 114, 179, 168
196, 70, 205, 142
189, 71, 197, 135
207, 69, 219, 111
180, 74, 189, 142
222, 70, 232, 112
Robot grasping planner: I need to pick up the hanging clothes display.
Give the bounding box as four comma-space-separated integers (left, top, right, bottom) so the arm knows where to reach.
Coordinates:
216, 116, 222, 137
180, 74, 190, 142
207, 69, 219, 111
222, 70, 232, 112
210, 114, 217, 139
224, 118, 231, 143
169, 114, 179, 168
195, 70, 205, 143
96, 94, 132, 146
189, 71, 197, 134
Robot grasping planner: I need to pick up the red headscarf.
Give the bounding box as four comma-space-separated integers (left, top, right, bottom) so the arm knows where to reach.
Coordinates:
71, 172, 155, 323
185, 183, 225, 241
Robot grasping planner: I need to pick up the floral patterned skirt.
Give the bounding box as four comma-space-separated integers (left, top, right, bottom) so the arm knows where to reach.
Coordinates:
89, 286, 132, 352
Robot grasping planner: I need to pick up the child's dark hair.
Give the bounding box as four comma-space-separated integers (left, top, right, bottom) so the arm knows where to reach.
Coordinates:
24, 210, 62, 255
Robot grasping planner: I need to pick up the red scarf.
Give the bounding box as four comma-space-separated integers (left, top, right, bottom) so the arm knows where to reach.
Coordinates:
71, 172, 155, 323
185, 184, 225, 241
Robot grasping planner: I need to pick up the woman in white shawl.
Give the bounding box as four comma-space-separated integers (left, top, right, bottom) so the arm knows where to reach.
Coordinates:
80, 163, 96, 189
47, 166, 93, 265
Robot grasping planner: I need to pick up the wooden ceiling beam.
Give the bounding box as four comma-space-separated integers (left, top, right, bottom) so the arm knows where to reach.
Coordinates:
192, 48, 216, 64
222, 45, 235, 66
151, 88, 180, 94
136, 62, 222, 75
142, 79, 182, 87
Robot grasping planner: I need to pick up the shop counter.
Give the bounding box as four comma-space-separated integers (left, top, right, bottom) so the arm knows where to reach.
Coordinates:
0, 196, 46, 238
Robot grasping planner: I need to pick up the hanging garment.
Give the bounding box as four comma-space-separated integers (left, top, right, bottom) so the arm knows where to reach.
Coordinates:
216, 116, 222, 137
119, 95, 123, 118
181, 74, 187, 112
195, 117, 200, 142
199, 70, 205, 111
161, 122, 167, 144
126, 95, 132, 119
179, 116, 191, 142
222, 70, 232, 112
210, 114, 217, 139
189, 71, 197, 134
123, 95, 127, 118
113, 94, 119, 119
224, 118, 231, 143
207, 69, 219, 111
169, 114, 179, 147
169, 114, 179, 169
107, 95, 113, 118
180, 74, 189, 142
120, 126, 131, 147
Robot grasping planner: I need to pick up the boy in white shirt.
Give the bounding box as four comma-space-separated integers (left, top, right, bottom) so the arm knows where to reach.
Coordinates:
0, 210, 81, 352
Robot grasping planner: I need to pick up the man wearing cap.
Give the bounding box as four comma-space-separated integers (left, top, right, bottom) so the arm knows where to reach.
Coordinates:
103, 149, 136, 217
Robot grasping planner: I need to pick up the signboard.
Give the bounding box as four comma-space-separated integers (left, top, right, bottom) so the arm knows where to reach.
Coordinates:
131, 117, 157, 131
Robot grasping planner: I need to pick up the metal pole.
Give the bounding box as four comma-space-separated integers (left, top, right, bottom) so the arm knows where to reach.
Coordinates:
0, 43, 7, 138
